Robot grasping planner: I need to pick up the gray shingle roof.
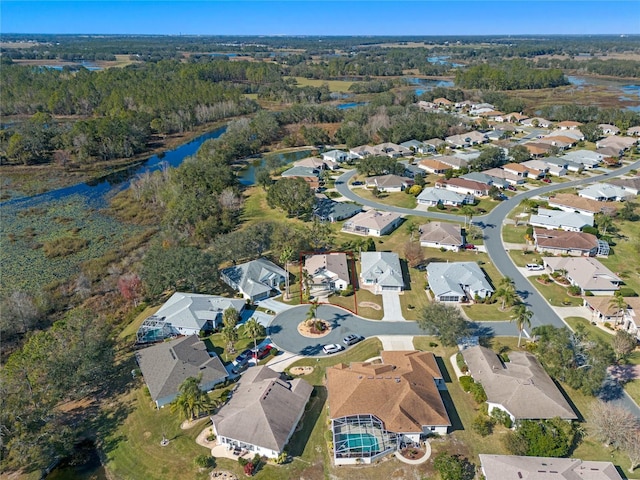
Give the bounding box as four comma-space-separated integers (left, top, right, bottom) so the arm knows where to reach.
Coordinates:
212, 366, 312, 453
360, 252, 404, 288
221, 258, 287, 299
314, 198, 361, 222
417, 187, 468, 205
480, 455, 622, 480
529, 208, 593, 230
135, 335, 227, 404
462, 346, 577, 421
427, 262, 494, 299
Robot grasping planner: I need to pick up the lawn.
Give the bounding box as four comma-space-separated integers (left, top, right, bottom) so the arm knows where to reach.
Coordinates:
330, 287, 384, 320
530, 276, 584, 307
462, 303, 513, 322
598, 216, 640, 297
355, 187, 418, 209
508, 249, 543, 268
287, 76, 354, 92
118, 304, 161, 342
501, 224, 529, 245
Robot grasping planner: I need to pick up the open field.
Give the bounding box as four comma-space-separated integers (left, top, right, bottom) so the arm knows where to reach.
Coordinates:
287, 76, 354, 92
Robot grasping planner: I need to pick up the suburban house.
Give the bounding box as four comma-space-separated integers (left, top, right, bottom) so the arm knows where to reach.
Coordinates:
597, 135, 637, 151
433, 97, 453, 106
136, 335, 227, 408
365, 174, 414, 192
533, 228, 600, 256
547, 129, 584, 142
314, 196, 362, 223
584, 296, 640, 339
598, 123, 621, 135
461, 346, 577, 422
360, 251, 404, 293
424, 138, 446, 150
445, 153, 473, 168
400, 139, 432, 154
280, 165, 320, 178
371, 142, 412, 158
609, 176, 640, 195
542, 257, 622, 295
502, 162, 530, 178
544, 156, 583, 173
578, 183, 630, 202
479, 455, 622, 480
211, 366, 312, 460
136, 293, 246, 342
427, 262, 494, 302
597, 146, 624, 159
435, 178, 490, 196
303, 253, 350, 293
520, 159, 550, 178
349, 145, 373, 159
416, 187, 475, 207
469, 102, 495, 115
402, 163, 424, 178
522, 117, 552, 128
342, 210, 403, 237
419, 222, 464, 251
524, 142, 554, 157
528, 208, 593, 232
562, 149, 603, 169
628, 126, 640, 136
504, 112, 529, 123
547, 193, 618, 217
417, 158, 452, 174
482, 167, 526, 185
220, 258, 288, 302
327, 351, 451, 465
445, 131, 488, 148
322, 149, 349, 163
538, 135, 577, 150
462, 171, 509, 189
293, 156, 335, 170
555, 120, 583, 130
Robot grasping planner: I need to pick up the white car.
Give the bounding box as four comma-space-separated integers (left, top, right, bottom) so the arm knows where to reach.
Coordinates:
526, 264, 544, 271
322, 344, 345, 355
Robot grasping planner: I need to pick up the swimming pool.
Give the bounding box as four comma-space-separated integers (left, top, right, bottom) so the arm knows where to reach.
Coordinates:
340, 433, 379, 454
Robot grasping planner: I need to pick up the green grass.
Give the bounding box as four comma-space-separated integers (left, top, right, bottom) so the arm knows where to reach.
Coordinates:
332, 288, 384, 320
287, 76, 354, 92
118, 305, 162, 341
530, 276, 583, 307
508, 249, 543, 267
355, 188, 418, 209
598, 216, 640, 297
462, 303, 513, 322
501, 224, 529, 245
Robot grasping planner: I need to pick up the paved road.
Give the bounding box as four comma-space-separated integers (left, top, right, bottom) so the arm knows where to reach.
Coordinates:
335, 160, 640, 333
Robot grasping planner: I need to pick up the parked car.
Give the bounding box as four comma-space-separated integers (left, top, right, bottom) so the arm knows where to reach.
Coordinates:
464, 244, 476, 250
323, 344, 345, 355
343, 334, 363, 346
508, 185, 517, 191
233, 349, 253, 366
352, 181, 364, 186
252, 344, 273, 360
542, 177, 552, 183
526, 263, 544, 271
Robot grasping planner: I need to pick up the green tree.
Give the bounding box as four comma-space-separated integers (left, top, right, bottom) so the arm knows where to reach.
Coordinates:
171, 376, 214, 422
504, 418, 577, 457
280, 246, 295, 300
267, 177, 315, 218
255, 168, 273, 190
610, 294, 628, 328
417, 303, 470, 347
595, 213, 614, 236
509, 144, 530, 163
433, 452, 475, 480
306, 300, 319, 322
244, 317, 266, 354
495, 277, 517, 311
512, 303, 533, 347
221, 325, 239, 357
613, 330, 636, 363
223, 307, 239, 329
579, 122, 604, 143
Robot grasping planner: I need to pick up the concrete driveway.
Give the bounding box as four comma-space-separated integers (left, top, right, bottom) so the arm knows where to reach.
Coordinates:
381, 291, 406, 321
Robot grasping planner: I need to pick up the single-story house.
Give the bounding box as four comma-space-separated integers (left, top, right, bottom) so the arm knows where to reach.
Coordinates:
371, 142, 412, 158
504, 112, 529, 123
437, 155, 470, 170
598, 124, 620, 136
534, 228, 599, 256
136, 335, 228, 408
417, 100, 437, 111
427, 262, 494, 302
524, 142, 554, 157
584, 296, 640, 340
547, 129, 584, 142
609, 176, 640, 195
452, 149, 481, 163
365, 174, 414, 192
528, 208, 593, 232
402, 163, 424, 178
423, 138, 445, 150
520, 159, 550, 178
220, 258, 288, 302
293, 156, 329, 170
400, 139, 432, 154
327, 351, 451, 465
314, 197, 362, 223
597, 146, 624, 159
547, 193, 618, 217
419, 222, 463, 251
483, 167, 526, 185
417, 159, 452, 175
303, 253, 350, 292
137, 293, 245, 340
469, 102, 495, 115
342, 210, 403, 237
536, 136, 574, 150
322, 149, 349, 163
542, 257, 622, 295
445, 133, 470, 149
462, 171, 508, 189
555, 120, 583, 130
627, 126, 640, 136
433, 97, 453, 106
461, 346, 577, 422
562, 149, 603, 168
360, 251, 404, 293
416, 187, 475, 207
502, 162, 530, 178
544, 156, 583, 173
435, 178, 490, 196
349, 145, 374, 159
281, 165, 320, 178
480, 455, 622, 480
521, 117, 552, 128
597, 135, 637, 151
211, 366, 312, 459
578, 183, 630, 202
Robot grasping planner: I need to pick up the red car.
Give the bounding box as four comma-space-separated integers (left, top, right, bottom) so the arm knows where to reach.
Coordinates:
464, 244, 476, 250
542, 178, 551, 183
252, 344, 273, 360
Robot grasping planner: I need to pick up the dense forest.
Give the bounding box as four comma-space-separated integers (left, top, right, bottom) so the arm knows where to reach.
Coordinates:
454, 59, 568, 90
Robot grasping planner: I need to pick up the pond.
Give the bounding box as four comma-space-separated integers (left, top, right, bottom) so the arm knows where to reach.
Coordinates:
237, 149, 315, 185
567, 75, 640, 111
407, 77, 455, 96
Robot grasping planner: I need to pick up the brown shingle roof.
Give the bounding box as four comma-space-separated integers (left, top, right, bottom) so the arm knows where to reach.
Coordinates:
548, 193, 619, 215
533, 228, 598, 252
418, 159, 452, 172
327, 351, 451, 433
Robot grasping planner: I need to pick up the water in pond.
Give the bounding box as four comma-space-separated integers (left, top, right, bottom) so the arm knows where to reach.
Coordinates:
238, 149, 315, 185
47, 440, 107, 480
427, 56, 464, 68
567, 75, 640, 111
337, 102, 368, 110
408, 77, 455, 96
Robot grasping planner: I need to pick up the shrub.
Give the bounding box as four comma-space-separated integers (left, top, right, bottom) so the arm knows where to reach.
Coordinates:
584, 290, 594, 296
470, 381, 487, 403
568, 285, 581, 296
42, 236, 89, 258
456, 353, 467, 371
244, 462, 254, 476
619, 287, 638, 297
459, 375, 474, 392
491, 408, 513, 428
339, 285, 354, 297
194, 454, 215, 468
238, 457, 249, 467
436, 203, 445, 210
429, 342, 438, 348
472, 414, 495, 437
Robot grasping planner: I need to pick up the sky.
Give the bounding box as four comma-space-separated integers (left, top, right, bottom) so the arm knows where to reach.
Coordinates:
1, 1, 639, 36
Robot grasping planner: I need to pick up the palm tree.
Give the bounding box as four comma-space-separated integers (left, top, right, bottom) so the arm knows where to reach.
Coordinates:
406, 221, 419, 241
221, 324, 238, 359
596, 213, 613, 236
512, 304, 533, 347
244, 317, 266, 353
460, 205, 475, 229
609, 294, 628, 326
496, 277, 517, 310
280, 246, 294, 300
170, 376, 213, 422
306, 299, 319, 322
